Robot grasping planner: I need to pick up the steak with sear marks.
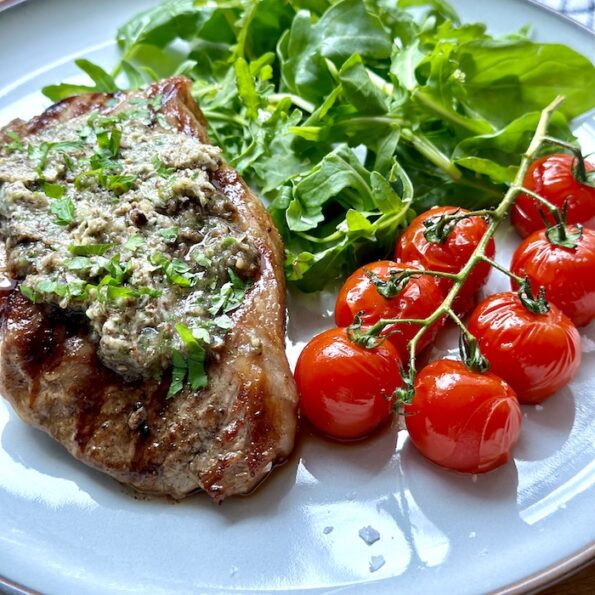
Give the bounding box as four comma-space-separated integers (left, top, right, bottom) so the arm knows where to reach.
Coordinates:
0, 77, 298, 502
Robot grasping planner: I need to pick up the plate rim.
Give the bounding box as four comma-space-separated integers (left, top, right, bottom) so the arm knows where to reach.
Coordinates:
0, 0, 593, 594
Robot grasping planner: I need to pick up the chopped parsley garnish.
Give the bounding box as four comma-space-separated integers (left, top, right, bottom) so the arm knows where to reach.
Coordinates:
74, 119, 136, 194
208, 268, 251, 315
167, 323, 208, 399
19, 284, 38, 303
42, 182, 66, 199
68, 243, 113, 256
152, 155, 174, 178
3, 131, 24, 153
150, 252, 196, 287
124, 235, 145, 251
104, 174, 136, 194
64, 256, 93, 271
193, 252, 211, 267
50, 196, 76, 226
30, 277, 89, 302
96, 127, 122, 158
29, 140, 84, 178
158, 226, 178, 240
103, 285, 161, 301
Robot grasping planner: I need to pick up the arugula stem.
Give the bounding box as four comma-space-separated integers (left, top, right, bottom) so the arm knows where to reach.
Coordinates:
269, 93, 315, 113
201, 109, 248, 127
353, 96, 565, 378
542, 135, 580, 153
401, 129, 462, 180
296, 230, 344, 244
413, 90, 495, 135
365, 68, 395, 96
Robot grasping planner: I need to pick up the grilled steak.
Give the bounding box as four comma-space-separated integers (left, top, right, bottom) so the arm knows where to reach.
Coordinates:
0, 77, 298, 502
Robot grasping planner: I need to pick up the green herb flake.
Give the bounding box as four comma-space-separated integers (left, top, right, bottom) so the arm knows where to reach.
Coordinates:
42, 182, 66, 200
50, 197, 76, 226
208, 268, 250, 316
158, 226, 179, 240
68, 243, 113, 256
19, 284, 38, 303
193, 252, 211, 267
3, 131, 24, 153
125, 235, 146, 251
152, 155, 174, 178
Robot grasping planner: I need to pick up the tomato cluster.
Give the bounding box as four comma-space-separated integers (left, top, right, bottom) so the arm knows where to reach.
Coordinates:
295, 151, 593, 475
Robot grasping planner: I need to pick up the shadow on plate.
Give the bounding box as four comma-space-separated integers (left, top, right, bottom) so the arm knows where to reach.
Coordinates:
0, 403, 300, 517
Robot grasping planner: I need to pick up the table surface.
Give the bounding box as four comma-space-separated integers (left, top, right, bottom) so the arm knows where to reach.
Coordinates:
539, 561, 595, 594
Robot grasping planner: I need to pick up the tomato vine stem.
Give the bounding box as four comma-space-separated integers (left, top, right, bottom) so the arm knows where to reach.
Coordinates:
349, 96, 565, 389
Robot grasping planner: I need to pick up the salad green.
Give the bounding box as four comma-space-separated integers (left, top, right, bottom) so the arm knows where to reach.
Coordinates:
43, 0, 595, 291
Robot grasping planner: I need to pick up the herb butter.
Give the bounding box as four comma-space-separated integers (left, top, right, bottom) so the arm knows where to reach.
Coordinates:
0, 97, 259, 390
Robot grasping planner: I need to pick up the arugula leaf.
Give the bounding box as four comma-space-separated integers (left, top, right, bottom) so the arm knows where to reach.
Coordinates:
281, 0, 392, 103
41, 60, 119, 101
455, 40, 595, 127
74, 58, 119, 93
116, 0, 205, 53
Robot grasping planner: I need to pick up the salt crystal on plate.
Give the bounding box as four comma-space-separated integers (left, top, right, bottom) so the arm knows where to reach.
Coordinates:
369, 555, 385, 573
359, 525, 380, 545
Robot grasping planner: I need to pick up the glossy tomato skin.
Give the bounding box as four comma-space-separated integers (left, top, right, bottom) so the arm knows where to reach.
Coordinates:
395, 206, 495, 315
467, 292, 581, 404
334, 260, 445, 361
405, 359, 521, 473
510, 227, 595, 327
511, 153, 595, 238
294, 327, 403, 440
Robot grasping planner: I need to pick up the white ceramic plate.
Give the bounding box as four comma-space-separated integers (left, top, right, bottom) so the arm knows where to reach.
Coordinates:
0, 1, 594, 593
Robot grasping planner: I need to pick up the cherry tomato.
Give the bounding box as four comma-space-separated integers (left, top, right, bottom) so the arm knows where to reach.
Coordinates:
404, 359, 521, 473
294, 327, 402, 440
334, 260, 445, 361
510, 227, 595, 327
511, 153, 595, 238
395, 206, 495, 315
467, 292, 581, 404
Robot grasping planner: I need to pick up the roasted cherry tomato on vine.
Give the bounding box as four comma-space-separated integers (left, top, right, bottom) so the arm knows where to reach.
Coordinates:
467, 292, 581, 404
334, 261, 445, 361
511, 153, 595, 238
294, 327, 403, 440
395, 206, 495, 315
404, 359, 522, 473
510, 227, 595, 327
